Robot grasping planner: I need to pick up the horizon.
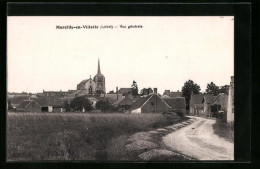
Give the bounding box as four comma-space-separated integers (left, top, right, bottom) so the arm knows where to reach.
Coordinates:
8, 16, 234, 94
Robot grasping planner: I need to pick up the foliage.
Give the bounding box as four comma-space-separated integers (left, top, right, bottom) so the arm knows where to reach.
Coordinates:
219, 85, 229, 95
108, 90, 115, 94
63, 101, 71, 112
7, 113, 184, 161
140, 88, 153, 96
70, 96, 93, 112
206, 82, 220, 96
96, 100, 112, 112
131, 80, 139, 96
181, 79, 201, 110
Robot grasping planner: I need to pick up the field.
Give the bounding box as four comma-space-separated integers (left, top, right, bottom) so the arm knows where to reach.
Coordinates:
7, 112, 185, 161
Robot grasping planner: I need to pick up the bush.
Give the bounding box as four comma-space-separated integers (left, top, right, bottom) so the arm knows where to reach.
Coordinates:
96, 100, 112, 112
70, 96, 92, 112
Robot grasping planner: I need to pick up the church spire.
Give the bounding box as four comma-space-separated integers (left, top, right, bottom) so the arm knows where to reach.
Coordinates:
97, 58, 101, 74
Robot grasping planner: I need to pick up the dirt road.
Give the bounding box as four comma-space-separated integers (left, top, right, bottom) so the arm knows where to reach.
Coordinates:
163, 116, 234, 160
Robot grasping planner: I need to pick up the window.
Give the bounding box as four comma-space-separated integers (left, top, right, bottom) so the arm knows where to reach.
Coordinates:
151, 102, 154, 106
98, 78, 102, 82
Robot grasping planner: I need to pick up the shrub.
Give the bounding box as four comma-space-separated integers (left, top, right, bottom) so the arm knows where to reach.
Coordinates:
70, 96, 92, 112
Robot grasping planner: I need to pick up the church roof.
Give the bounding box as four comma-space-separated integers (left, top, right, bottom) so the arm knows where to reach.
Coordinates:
78, 78, 94, 86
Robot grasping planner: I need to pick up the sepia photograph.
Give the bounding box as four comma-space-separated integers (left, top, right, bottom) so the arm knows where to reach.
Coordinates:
7, 16, 234, 161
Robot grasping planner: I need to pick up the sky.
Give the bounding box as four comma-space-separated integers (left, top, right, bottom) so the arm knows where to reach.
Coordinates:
7, 16, 234, 94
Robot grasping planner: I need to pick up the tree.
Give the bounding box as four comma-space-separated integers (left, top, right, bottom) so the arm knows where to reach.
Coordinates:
140, 88, 153, 96
70, 96, 93, 112
219, 85, 229, 95
131, 80, 139, 96
63, 101, 71, 112
181, 80, 201, 110
206, 82, 219, 96
108, 90, 115, 94
96, 100, 112, 112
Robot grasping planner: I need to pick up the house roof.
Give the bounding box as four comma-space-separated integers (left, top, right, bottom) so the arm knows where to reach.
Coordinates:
161, 95, 171, 99
163, 97, 186, 109
130, 95, 152, 110
99, 94, 124, 104
16, 100, 40, 109
117, 88, 132, 95
190, 94, 204, 105
130, 94, 171, 110
212, 93, 228, 105
117, 96, 139, 106
32, 97, 63, 107
203, 95, 218, 104
9, 96, 30, 105
169, 91, 183, 98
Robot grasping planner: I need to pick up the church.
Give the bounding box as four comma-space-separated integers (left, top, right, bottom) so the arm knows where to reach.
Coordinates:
77, 59, 106, 94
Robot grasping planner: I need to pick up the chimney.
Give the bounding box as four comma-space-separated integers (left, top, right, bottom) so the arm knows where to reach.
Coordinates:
116, 86, 119, 100
154, 88, 157, 94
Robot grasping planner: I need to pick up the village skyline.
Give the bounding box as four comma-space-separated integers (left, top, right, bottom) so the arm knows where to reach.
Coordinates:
8, 16, 234, 94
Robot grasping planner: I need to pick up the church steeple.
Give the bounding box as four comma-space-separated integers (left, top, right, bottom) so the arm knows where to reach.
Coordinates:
97, 58, 101, 74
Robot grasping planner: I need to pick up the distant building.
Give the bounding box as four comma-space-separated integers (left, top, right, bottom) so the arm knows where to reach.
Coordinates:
190, 94, 204, 115
202, 95, 218, 117
130, 88, 171, 114
77, 59, 105, 94
163, 97, 186, 116
16, 100, 41, 112
32, 96, 63, 112
163, 90, 182, 98
99, 93, 124, 104
117, 88, 132, 96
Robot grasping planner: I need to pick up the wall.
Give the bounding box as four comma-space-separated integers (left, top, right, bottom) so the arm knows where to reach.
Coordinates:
141, 95, 169, 113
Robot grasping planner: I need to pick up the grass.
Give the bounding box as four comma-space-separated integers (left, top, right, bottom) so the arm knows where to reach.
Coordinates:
7, 112, 184, 161
212, 118, 234, 143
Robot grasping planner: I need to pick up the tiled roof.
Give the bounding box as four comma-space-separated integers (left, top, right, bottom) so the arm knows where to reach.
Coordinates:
16, 100, 32, 109
32, 96, 63, 107
203, 95, 218, 104
117, 96, 138, 106
100, 94, 124, 104
212, 93, 228, 105
117, 88, 132, 95
130, 95, 152, 110
190, 94, 204, 105
9, 96, 30, 105
163, 97, 186, 109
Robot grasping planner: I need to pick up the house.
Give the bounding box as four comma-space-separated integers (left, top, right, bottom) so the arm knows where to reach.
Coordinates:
99, 93, 124, 104
115, 94, 139, 111
117, 88, 132, 96
189, 94, 204, 115
16, 100, 41, 112
32, 96, 64, 112
9, 96, 31, 108
163, 90, 183, 98
202, 95, 218, 117
163, 97, 186, 116
130, 89, 171, 114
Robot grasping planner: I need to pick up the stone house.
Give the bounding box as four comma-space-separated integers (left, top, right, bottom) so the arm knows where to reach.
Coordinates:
130, 92, 171, 114
189, 94, 204, 115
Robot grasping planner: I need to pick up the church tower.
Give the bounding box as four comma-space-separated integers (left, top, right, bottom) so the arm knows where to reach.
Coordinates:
94, 59, 106, 93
